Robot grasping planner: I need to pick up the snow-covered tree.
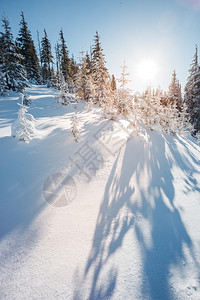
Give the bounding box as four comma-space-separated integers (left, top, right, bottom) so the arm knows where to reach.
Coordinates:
57, 73, 76, 105
71, 115, 79, 142
91, 31, 110, 105
116, 61, 133, 115
0, 15, 28, 92
23, 91, 30, 106
58, 29, 70, 82
75, 51, 93, 101
41, 29, 54, 84
168, 70, 183, 112
0, 32, 6, 94
0, 63, 6, 95
11, 94, 36, 142
17, 12, 41, 84
184, 45, 200, 134
68, 55, 79, 92
111, 74, 117, 91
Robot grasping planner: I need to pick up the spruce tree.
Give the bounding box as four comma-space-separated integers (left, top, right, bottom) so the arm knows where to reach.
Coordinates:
58, 29, 70, 82
0, 15, 27, 92
40, 29, 54, 84
111, 74, 117, 91
185, 45, 200, 134
75, 51, 93, 101
68, 55, 79, 91
117, 61, 132, 115
168, 70, 182, 112
17, 12, 41, 84
91, 31, 110, 105
0, 34, 6, 94
0, 68, 6, 95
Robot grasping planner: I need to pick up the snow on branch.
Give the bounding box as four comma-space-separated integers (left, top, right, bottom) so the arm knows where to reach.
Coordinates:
11, 94, 36, 142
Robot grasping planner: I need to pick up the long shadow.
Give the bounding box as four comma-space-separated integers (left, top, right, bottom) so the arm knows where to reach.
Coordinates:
73, 134, 144, 299
131, 131, 198, 299
74, 129, 200, 299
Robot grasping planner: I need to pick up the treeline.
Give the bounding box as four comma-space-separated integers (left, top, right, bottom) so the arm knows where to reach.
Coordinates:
0, 12, 114, 101
0, 12, 199, 135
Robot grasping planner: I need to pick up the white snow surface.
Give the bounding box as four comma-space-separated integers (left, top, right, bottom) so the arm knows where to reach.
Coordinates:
0, 85, 200, 300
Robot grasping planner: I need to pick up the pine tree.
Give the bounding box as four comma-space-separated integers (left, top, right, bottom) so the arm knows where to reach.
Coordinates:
116, 61, 132, 115
0, 15, 27, 92
185, 45, 200, 134
168, 70, 182, 112
91, 31, 110, 105
58, 29, 70, 82
111, 74, 117, 91
68, 55, 79, 92
0, 31, 6, 94
40, 29, 54, 84
75, 51, 93, 101
0, 69, 6, 95
57, 72, 76, 105
17, 12, 41, 84
71, 115, 79, 142
0, 37, 6, 95
11, 94, 36, 142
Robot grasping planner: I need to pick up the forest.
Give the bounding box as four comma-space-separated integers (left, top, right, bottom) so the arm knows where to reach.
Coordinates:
0, 12, 200, 138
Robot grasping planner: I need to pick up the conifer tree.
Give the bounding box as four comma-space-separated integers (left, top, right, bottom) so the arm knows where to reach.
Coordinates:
116, 61, 132, 115
111, 74, 117, 91
0, 37, 6, 94
40, 29, 54, 84
75, 51, 93, 101
58, 29, 70, 82
168, 70, 182, 112
0, 69, 6, 95
11, 94, 36, 142
91, 31, 110, 105
0, 15, 27, 92
185, 45, 200, 134
68, 55, 79, 92
17, 12, 41, 84
71, 115, 79, 142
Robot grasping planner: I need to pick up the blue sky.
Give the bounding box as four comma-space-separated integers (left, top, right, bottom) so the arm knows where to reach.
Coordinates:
0, 0, 200, 92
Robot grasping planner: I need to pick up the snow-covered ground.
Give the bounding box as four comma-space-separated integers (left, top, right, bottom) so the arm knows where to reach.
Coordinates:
0, 85, 200, 300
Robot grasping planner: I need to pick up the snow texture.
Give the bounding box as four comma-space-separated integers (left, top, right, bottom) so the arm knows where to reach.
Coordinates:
0, 85, 200, 300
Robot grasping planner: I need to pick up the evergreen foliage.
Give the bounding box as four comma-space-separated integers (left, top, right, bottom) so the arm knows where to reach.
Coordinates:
0, 15, 27, 92
41, 29, 54, 84
0, 12, 199, 139
185, 45, 200, 134
116, 61, 132, 115
58, 29, 70, 82
17, 12, 41, 84
168, 70, 183, 112
91, 31, 110, 105
11, 94, 36, 142
111, 74, 117, 91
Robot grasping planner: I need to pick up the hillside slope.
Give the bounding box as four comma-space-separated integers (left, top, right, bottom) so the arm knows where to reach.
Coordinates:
0, 85, 200, 300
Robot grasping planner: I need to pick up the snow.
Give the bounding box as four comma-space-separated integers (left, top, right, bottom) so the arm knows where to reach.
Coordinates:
0, 85, 200, 299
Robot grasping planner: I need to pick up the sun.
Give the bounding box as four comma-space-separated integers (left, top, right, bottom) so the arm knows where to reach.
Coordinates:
137, 59, 158, 82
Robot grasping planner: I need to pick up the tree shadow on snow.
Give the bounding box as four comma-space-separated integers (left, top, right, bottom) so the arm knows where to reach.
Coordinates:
73, 129, 200, 300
